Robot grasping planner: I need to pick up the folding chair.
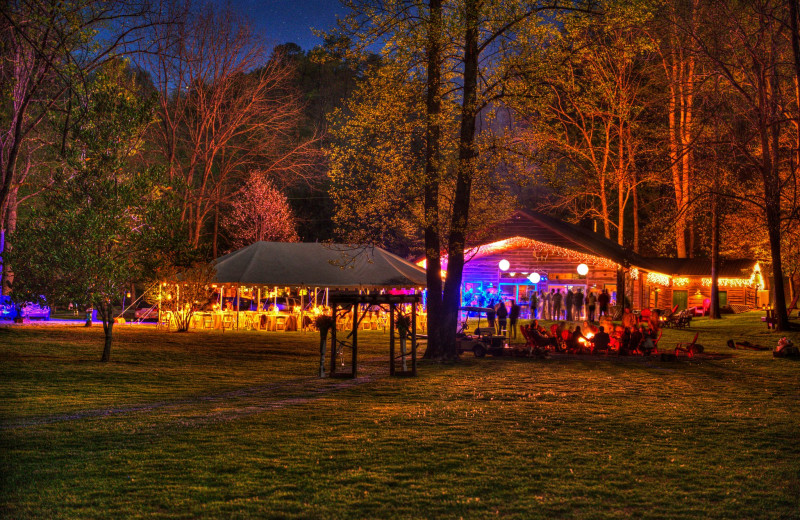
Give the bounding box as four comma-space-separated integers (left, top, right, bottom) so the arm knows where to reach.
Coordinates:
675, 332, 700, 357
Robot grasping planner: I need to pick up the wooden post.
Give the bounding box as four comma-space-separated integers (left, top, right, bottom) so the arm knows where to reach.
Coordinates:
330, 303, 338, 376
411, 296, 417, 376
389, 302, 396, 376
351, 303, 358, 378
236, 284, 240, 330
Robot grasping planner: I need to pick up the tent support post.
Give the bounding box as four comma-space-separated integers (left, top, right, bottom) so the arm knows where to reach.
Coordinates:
351, 303, 358, 378
411, 294, 417, 376
389, 303, 396, 376
330, 303, 338, 376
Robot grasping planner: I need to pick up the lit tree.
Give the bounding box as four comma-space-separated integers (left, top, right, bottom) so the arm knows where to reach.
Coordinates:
139, 1, 318, 256
329, 0, 589, 358
7, 61, 181, 361
685, 0, 797, 330
512, 0, 656, 249
0, 0, 167, 292
222, 172, 299, 251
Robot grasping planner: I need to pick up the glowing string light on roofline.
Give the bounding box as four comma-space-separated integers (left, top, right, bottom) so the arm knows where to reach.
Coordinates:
416, 236, 621, 270
673, 277, 690, 287
646, 272, 671, 286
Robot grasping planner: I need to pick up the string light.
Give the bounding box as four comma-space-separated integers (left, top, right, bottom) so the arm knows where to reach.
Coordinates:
673, 277, 690, 287
630, 267, 639, 280
424, 236, 621, 270
701, 277, 752, 288
646, 272, 671, 286
701, 264, 762, 288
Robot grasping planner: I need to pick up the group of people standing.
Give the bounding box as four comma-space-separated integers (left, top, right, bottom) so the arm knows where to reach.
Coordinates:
529, 287, 612, 322
486, 298, 522, 338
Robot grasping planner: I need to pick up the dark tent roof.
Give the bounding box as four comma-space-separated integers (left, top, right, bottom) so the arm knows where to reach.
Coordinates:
212, 242, 426, 289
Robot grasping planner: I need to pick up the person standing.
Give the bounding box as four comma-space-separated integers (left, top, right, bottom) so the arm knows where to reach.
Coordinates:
545, 290, 553, 320
553, 289, 563, 321
598, 288, 610, 317
486, 297, 496, 333
574, 288, 585, 321
565, 288, 574, 321
587, 290, 597, 322
509, 300, 521, 339
530, 291, 539, 319
496, 299, 508, 335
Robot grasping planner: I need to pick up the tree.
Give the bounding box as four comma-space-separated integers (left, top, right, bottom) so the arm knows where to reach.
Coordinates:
139, 1, 318, 256
221, 172, 299, 251
7, 60, 180, 360
0, 0, 167, 290
512, 0, 656, 249
685, 0, 796, 330
653, 0, 703, 258
328, 0, 588, 359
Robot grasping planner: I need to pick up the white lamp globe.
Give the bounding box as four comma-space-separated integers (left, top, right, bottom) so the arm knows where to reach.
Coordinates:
577, 263, 589, 276
528, 272, 541, 284
498, 259, 510, 271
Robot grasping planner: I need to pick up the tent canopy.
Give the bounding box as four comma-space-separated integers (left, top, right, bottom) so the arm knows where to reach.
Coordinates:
211, 242, 426, 289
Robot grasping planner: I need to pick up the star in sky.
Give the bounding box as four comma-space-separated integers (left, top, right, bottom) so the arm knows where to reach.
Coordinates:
226, 0, 347, 50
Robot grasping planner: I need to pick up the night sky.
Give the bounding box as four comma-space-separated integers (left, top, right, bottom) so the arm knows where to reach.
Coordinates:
226, 0, 348, 51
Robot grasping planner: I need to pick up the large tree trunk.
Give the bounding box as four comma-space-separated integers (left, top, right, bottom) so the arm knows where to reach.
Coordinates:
99, 301, 115, 362
710, 191, 721, 319
441, 0, 479, 359
632, 173, 640, 253
1, 187, 19, 295
423, 0, 444, 359
763, 113, 790, 330
791, 0, 800, 175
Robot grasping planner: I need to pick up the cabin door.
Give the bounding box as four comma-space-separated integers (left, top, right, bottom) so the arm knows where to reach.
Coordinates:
672, 290, 688, 310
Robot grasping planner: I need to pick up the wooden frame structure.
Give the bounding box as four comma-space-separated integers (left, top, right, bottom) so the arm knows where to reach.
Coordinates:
328, 292, 421, 378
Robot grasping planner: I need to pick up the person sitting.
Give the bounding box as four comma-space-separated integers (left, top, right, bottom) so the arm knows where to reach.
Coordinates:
629, 325, 644, 354
621, 308, 636, 329
648, 309, 661, 334
592, 325, 611, 354
530, 324, 558, 349
534, 320, 549, 336
619, 327, 632, 355
568, 325, 590, 354
640, 327, 658, 355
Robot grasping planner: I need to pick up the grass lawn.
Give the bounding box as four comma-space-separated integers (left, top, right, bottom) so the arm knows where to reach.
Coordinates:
1, 312, 799, 519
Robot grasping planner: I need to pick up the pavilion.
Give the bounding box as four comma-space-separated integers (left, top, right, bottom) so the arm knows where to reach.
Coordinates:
419, 211, 762, 314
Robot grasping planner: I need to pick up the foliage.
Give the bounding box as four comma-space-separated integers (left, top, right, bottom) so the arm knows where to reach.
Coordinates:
314, 314, 335, 338
139, 3, 319, 253
6, 60, 180, 359
508, 0, 658, 247
221, 172, 299, 251
146, 262, 217, 332
395, 313, 412, 339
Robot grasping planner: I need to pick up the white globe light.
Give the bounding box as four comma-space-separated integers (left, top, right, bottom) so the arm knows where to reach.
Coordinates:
577, 263, 589, 276
498, 259, 510, 271
528, 272, 541, 284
